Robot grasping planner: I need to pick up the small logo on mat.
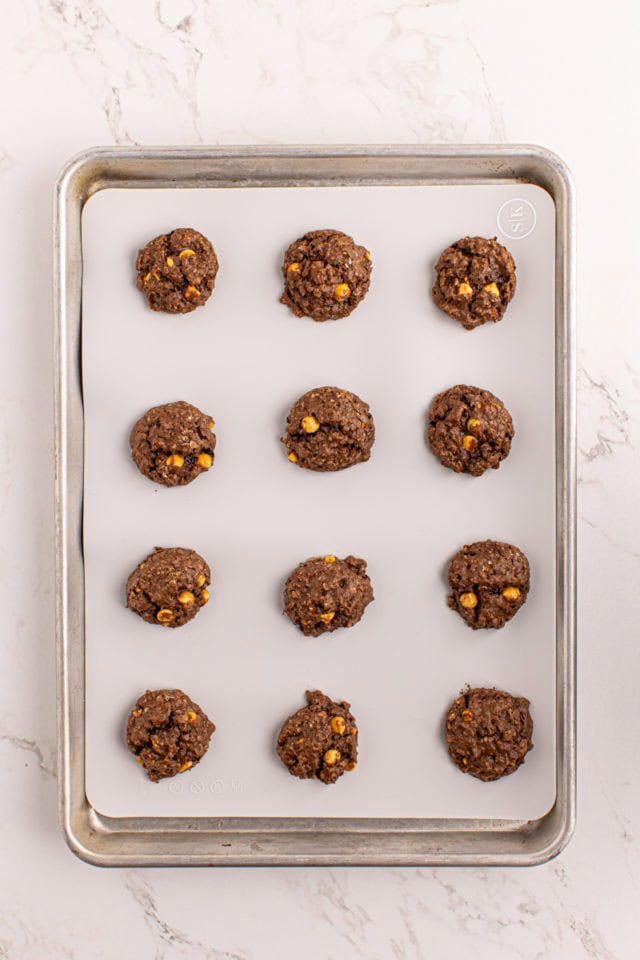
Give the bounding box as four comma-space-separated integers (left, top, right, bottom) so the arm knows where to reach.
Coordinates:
497, 198, 536, 239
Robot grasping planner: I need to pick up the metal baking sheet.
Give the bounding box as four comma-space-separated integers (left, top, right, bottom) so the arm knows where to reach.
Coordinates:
54, 146, 576, 866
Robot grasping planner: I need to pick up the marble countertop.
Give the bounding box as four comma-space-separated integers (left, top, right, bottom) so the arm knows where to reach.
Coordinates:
1, 1, 638, 956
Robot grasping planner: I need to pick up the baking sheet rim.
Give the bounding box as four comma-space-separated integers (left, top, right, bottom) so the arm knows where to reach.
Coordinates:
54, 143, 576, 866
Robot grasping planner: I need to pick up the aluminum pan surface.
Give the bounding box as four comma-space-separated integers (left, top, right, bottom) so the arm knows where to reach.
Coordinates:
54, 145, 575, 865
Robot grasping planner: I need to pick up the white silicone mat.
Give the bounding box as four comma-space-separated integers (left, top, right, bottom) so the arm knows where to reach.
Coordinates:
82, 183, 556, 821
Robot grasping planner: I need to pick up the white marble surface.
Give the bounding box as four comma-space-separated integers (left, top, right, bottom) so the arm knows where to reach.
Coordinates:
1, 0, 638, 956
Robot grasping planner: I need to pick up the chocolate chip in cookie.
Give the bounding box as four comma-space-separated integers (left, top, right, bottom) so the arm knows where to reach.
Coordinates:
126, 688, 215, 782
276, 690, 358, 784
427, 384, 514, 476
432, 236, 516, 330
126, 547, 211, 628
445, 687, 533, 781
129, 400, 216, 487
282, 386, 375, 471
280, 229, 372, 321
283, 554, 374, 637
136, 227, 219, 314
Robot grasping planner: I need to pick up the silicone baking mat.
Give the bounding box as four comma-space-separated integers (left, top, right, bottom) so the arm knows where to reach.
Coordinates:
81, 183, 555, 820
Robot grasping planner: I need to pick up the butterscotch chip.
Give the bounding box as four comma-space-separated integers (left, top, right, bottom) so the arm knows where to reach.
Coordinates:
301, 416, 320, 434
283, 555, 374, 637
126, 547, 211, 628
130, 400, 216, 487
276, 690, 358, 785
445, 687, 533, 780
136, 228, 218, 313
447, 539, 530, 629
432, 236, 516, 330
197, 453, 213, 469
459, 592, 478, 609
427, 384, 513, 476
282, 386, 375, 471
280, 229, 372, 321
126, 689, 215, 782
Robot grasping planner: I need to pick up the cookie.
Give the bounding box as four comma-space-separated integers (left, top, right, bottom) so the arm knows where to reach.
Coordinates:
427, 384, 514, 476
136, 227, 219, 313
282, 386, 375, 471
445, 687, 533, 781
126, 689, 215, 782
276, 689, 358, 784
126, 547, 211, 628
447, 540, 530, 630
280, 229, 372, 321
129, 400, 216, 487
283, 555, 374, 637
432, 236, 516, 330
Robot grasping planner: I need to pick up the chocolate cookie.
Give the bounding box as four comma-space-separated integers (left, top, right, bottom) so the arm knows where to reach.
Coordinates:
136, 227, 219, 313
126, 547, 211, 628
282, 386, 375, 471
126, 689, 215, 782
283, 555, 374, 637
432, 236, 516, 330
280, 229, 372, 321
276, 689, 358, 784
445, 687, 533, 781
427, 384, 514, 476
447, 540, 530, 630
130, 400, 216, 487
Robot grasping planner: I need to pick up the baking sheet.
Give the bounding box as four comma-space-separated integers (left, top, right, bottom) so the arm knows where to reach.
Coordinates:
82, 183, 556, 821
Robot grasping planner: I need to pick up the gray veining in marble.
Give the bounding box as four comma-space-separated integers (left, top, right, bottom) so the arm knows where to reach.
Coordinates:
1, 0, 639, 956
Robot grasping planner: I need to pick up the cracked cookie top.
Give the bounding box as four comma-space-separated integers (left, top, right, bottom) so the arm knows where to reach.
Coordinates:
281, 386, 375, 471
280, 229, 372, 321
129, 400, 216, 487
427, 384, 514, 477
276, 690, 358, 784
136, 227, 219, 314
126, 547, 211, 628
445, 687, 533, 781
447, 539, 530, 630
432, 236, 516, 330
283, 555, 374, 637
126, 688, 215, 782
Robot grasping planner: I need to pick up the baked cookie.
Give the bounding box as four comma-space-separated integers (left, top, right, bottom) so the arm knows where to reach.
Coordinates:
432, 236, 516, 330
447, 540, 530, 630
445, 687, 533, 781
282, 386, 375, 471
126, 689, 215, 782
427, 384, 514, 476
276, 689, 358, 784
136, 227, 219, 313
126, 547, 211, 628
130, 400, 216, 487
283, 555, 374, 637
280, 229, 372, 321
